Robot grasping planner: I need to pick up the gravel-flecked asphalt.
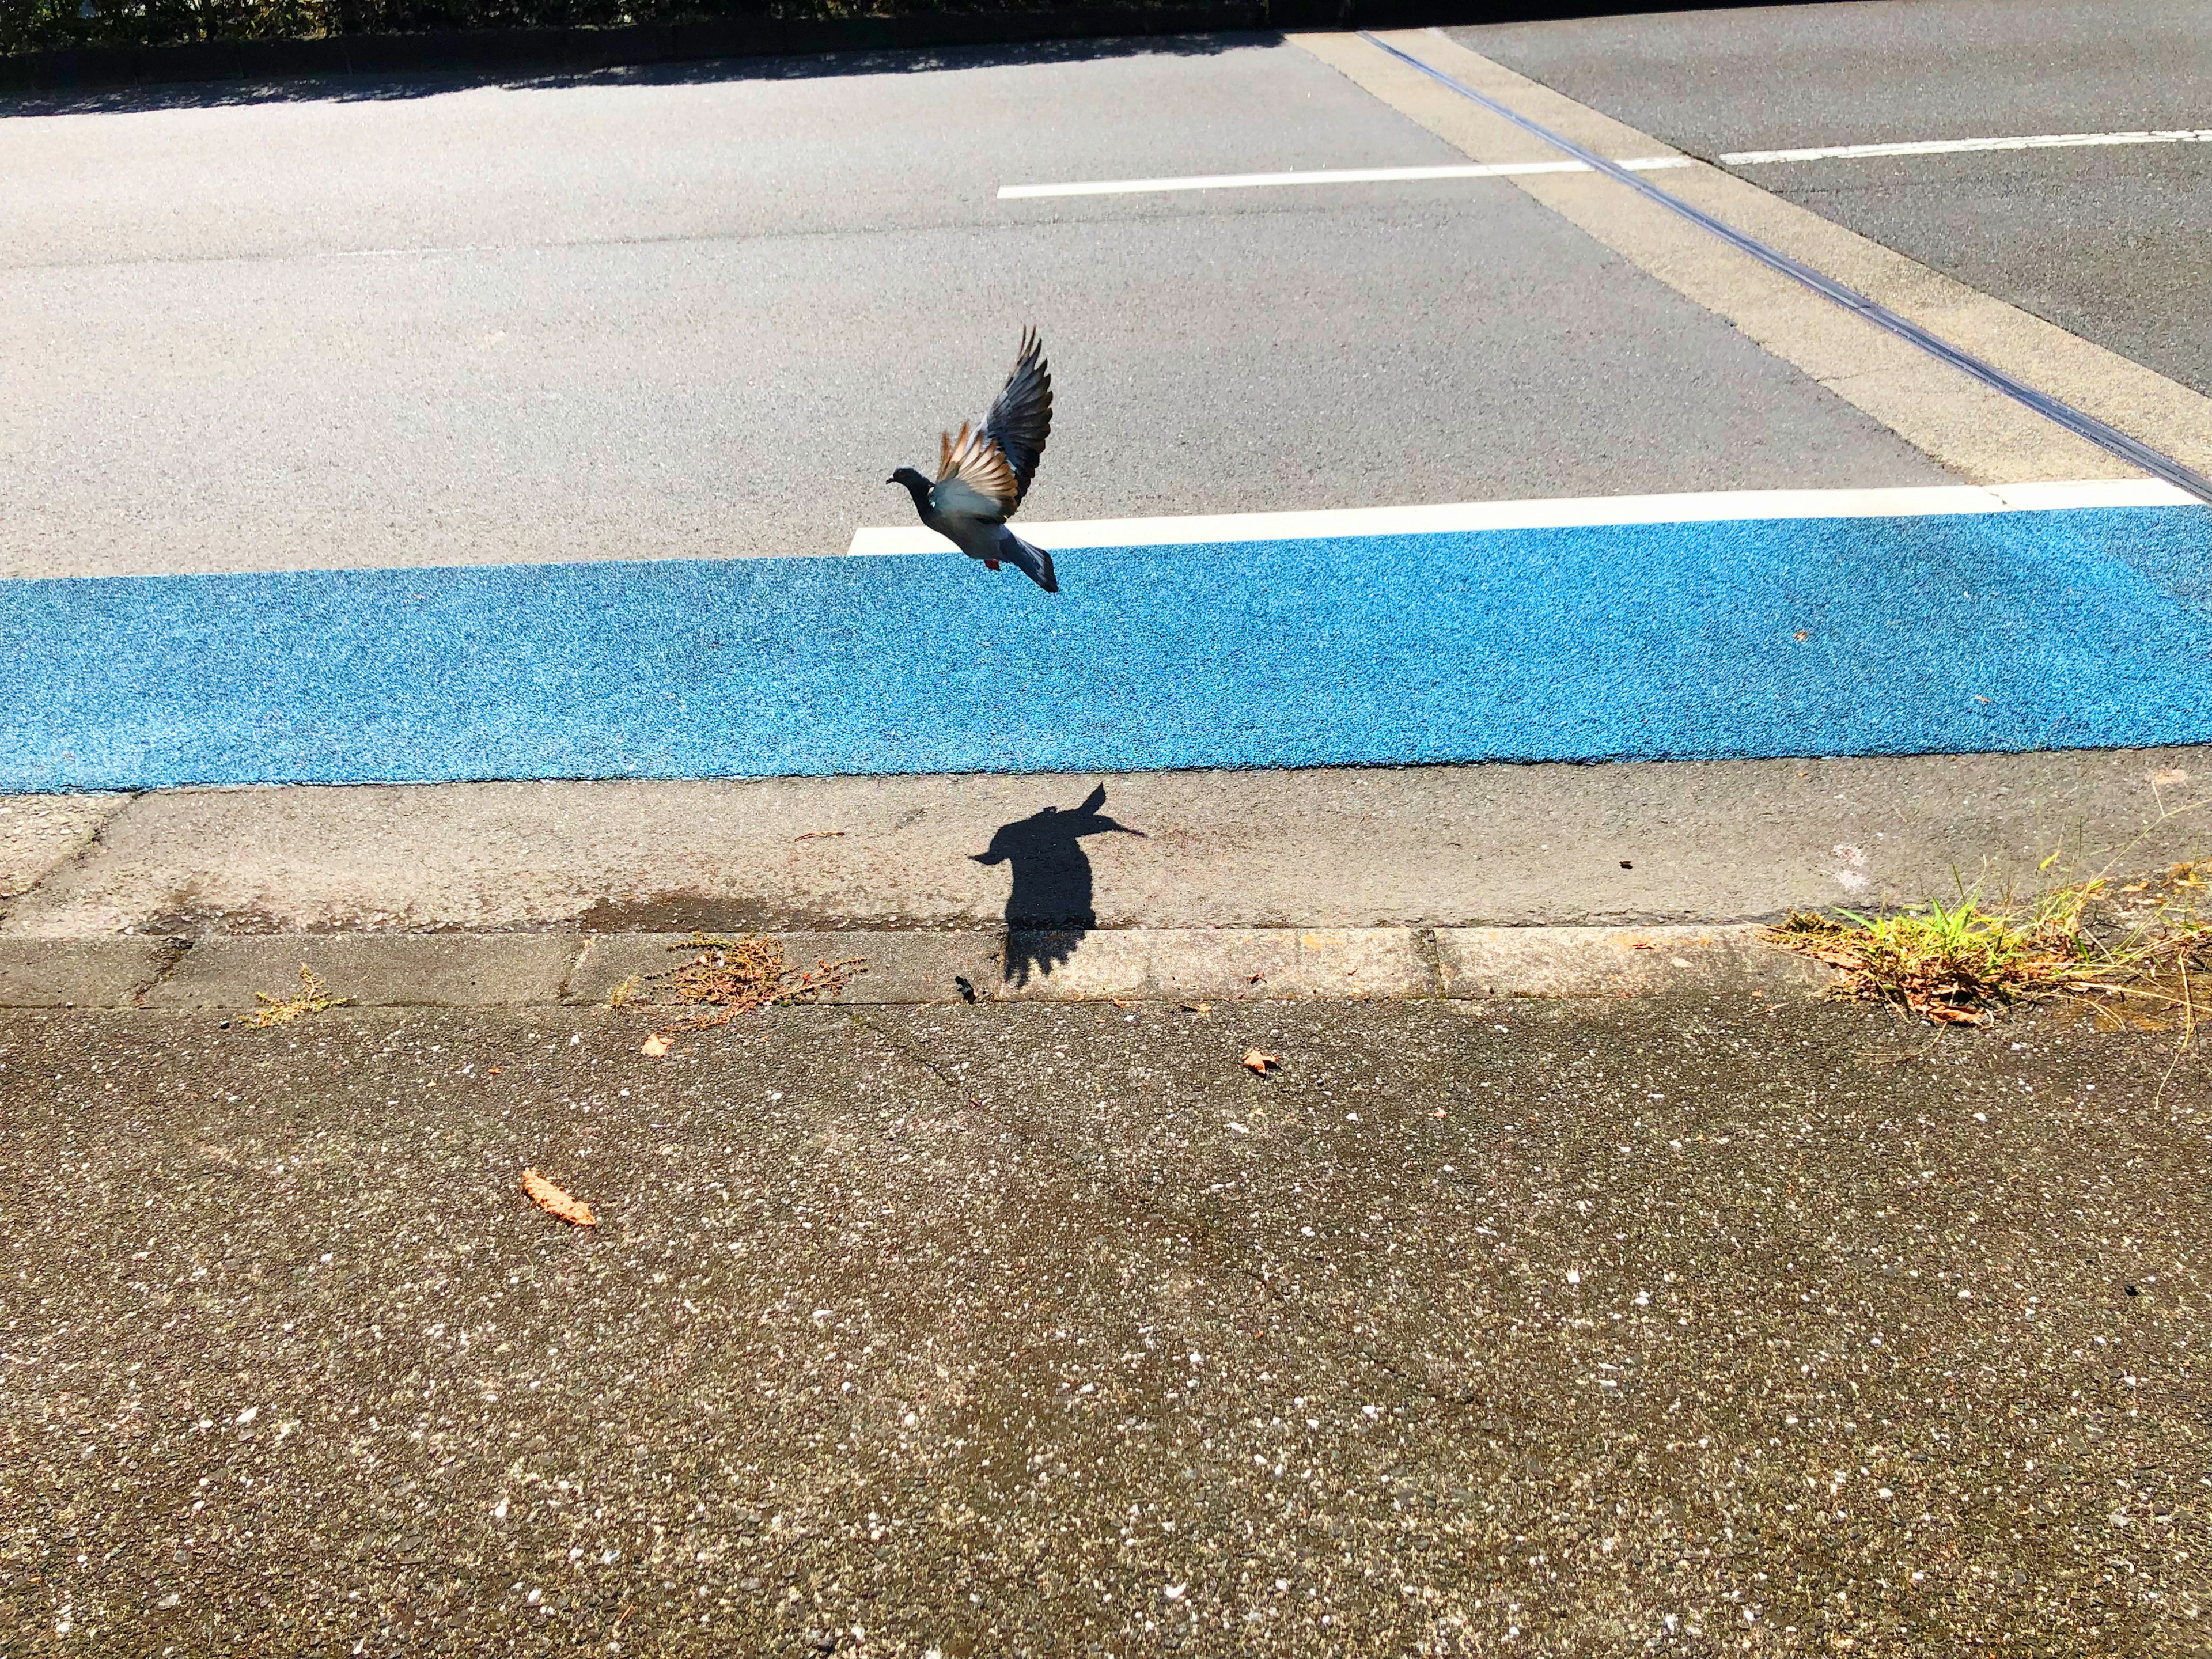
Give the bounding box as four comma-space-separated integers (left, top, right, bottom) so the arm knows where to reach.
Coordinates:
3, 995, 2206, 1656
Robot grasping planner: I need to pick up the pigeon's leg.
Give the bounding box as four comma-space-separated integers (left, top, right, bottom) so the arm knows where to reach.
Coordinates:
984, 558, 1002, 571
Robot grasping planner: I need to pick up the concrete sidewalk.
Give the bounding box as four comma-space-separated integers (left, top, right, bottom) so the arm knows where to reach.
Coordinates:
4, 752, 2194, 1022
2, 750, 2203, 1013
5, 751, 2206, 938
2, 994, 2203, 1655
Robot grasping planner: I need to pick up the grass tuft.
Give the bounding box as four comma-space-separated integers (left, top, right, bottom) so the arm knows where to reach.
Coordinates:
1770, 863, 2212, 1027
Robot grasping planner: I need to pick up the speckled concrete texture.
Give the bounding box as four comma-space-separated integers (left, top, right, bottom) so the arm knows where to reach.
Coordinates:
1, 997, 2204, 1654
5, 751, 2206, 940
0, 795, 128, 906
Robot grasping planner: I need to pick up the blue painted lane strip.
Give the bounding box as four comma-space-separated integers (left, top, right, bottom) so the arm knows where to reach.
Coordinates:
3, 506, 2208, 792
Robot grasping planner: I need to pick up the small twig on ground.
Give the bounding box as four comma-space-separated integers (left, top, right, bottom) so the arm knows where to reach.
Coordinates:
2153, 955, 2202, 1111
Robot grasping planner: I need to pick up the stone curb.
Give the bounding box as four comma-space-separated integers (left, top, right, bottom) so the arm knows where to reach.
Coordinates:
143, 934, 586, 1012
0, 926, 1832, 1009
0, 938, 180, 1009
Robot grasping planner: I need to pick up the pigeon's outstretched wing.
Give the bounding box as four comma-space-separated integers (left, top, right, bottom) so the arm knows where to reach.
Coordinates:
932, 421, 1019, 521
984, 327, 1052, 510
931, 329, 1052, 522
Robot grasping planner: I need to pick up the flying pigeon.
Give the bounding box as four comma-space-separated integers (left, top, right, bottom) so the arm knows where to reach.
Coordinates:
889, 328, 1058, 593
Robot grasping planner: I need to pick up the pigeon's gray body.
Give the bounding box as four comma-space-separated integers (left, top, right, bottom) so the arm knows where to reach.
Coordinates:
912, 509, 1057, 593
890, 328, 1058, 593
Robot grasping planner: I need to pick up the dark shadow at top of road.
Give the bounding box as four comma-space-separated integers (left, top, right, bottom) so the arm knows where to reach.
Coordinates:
1, 29, 1259, 116
971, 783, 1143, 988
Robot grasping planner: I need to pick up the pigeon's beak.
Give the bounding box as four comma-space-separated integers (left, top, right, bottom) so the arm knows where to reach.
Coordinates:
885, 475, 898, 486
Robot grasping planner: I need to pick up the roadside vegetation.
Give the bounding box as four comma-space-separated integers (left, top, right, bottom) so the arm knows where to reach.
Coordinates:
1770, 857, 2211, 1028
6, 0, 1152, 59
634, 933, 866, 1051
245, 963, 350, 1027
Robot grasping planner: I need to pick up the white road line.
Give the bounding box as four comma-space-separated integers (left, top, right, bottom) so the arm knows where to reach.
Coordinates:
844, 479, 2195, 556
1723, 128, 2212, 165
997, 157, 1689, 199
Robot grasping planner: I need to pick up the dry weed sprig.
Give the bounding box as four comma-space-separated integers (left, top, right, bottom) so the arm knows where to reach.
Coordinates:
247, 964, 350, 1028
644, 934, 866, 1039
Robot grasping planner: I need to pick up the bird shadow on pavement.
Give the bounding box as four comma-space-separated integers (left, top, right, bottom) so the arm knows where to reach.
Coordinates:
5, 29, 1257, 116
971, 783, 1145, 988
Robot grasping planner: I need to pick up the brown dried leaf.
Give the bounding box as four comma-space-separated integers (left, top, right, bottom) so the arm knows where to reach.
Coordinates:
1925, 1005, 1984, 1026
1243, 1050, 1281, 1075
521, 1169, 596, 1227
640, 1032, 671, 1058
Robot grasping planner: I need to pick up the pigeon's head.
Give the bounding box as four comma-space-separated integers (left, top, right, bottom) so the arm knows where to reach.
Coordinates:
888, 466, 931, 502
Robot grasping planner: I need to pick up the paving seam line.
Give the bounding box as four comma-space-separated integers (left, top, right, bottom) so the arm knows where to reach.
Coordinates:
0, 926, 1834, 1009
555, 934, 597, 1005
1351, 30, 2212, 505
1291, 31, 2212, 490
1412, 924, 1444, 999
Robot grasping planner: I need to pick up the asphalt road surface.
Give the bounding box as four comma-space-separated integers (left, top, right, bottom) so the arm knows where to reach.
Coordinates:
1455, 0, 2212, 397
3, 997, 2207, 1655
0, 33, 1950, 579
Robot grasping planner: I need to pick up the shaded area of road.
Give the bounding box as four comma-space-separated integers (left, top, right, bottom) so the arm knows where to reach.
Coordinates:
2, 995, 2206, 1654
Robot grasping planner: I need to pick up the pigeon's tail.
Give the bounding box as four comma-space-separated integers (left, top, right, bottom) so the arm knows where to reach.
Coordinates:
997, 528, 1058, 594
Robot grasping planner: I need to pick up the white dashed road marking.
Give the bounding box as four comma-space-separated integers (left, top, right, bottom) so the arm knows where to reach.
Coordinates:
997, 156, 1687, 198
1722, 128, 2212, 165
